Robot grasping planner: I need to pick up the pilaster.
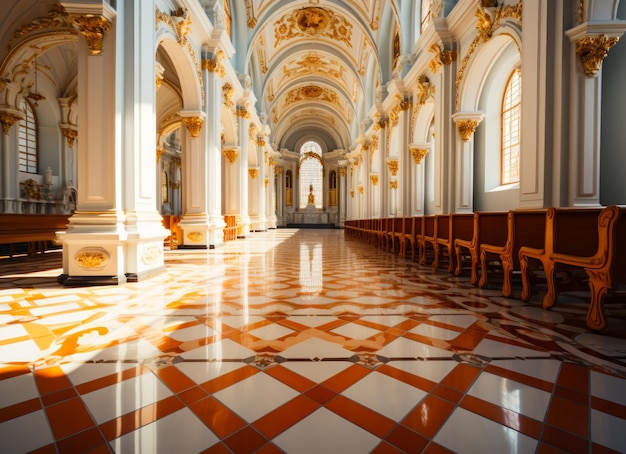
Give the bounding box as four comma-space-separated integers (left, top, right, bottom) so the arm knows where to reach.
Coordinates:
452, 112, 484, 213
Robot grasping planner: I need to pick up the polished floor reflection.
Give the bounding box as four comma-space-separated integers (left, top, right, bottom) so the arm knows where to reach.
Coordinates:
1, 229, 625, 453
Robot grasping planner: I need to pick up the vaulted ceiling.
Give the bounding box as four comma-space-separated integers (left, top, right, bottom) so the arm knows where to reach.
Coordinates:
226, 0, 404, 153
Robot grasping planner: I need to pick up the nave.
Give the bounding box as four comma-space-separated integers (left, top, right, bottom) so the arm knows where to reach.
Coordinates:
0, 229, 625, 453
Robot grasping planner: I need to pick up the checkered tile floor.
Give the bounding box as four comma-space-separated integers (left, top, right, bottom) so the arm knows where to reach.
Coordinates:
1, 229, 625, 453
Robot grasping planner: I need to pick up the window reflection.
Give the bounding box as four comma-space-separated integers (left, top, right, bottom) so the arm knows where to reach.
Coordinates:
299, 243, 322, 297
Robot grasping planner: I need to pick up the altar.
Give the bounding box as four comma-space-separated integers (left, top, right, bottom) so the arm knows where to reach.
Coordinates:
293, 211, 329, 224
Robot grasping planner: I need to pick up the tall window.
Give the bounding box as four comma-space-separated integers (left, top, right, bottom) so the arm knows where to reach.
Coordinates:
501, 69, 521, 185
299, 141, 323, 209
19, 99, 37, 173
420, 0, 432, 32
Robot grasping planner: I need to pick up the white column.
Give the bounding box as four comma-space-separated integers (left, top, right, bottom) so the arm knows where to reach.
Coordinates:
409, 143, 429, 215
57, 3, 132, 285
452, 112, 484, 213
565, 23, 625, 206
237, 108, 250, 236
0, 111, 22, 213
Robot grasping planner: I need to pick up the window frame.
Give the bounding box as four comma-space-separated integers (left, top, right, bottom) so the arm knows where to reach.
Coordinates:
500, 68, 521, 186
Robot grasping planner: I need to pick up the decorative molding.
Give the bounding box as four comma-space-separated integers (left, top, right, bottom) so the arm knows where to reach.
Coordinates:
223, 148, 238, 164
410, 147, 429, 165
575, 34, 620, 76
9, 4, 75, 50
429, 44, 457, 74
273, 7, 352, 48
75, 247, 109, 270
457, 120, 480, 141
182, 116, 203, 138
222, 82, 234, 108
416, 75, 435, 106
202, 50, 226, 77
186, 231, 202, 242
386, 159, 399, 176
71, 14, 111, 56
62, 127, 78, 148
0, 112, 22, 135
456, 2, 523, 109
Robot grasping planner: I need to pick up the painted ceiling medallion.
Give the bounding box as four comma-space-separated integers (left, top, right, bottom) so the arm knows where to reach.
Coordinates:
296, 7, 329, 33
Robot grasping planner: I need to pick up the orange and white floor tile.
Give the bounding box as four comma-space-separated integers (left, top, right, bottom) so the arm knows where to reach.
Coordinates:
0, 228, 625, 453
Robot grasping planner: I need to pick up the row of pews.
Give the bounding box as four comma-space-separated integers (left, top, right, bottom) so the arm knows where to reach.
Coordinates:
0, 214, 71, 258
345, 205, 626, 331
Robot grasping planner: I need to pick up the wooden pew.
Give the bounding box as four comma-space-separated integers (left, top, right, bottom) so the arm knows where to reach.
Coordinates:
388, 217, 404, 254
0, 214, 70, 257
434, 213, 474, 272
454, 211, 508, 285
399, 217, 416, 258
418, 215, 436, 265
518, 207, 609, 327
408, 216, 422, 261
478, 210, 547, 297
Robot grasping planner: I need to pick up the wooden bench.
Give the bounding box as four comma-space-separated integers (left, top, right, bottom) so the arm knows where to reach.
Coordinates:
434, 213, 474, 272
478, 210, 547, 297
387, 217, 404, 254
418, 215, 436, 265
398, 217, 416, 258
454, 211, 508, 285
407, 216, 422, 261
0, 214, 70, 257
518, 207, 611, 328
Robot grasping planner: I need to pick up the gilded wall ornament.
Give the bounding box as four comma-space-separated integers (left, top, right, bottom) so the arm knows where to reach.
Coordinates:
0, 112, 22, 135
202, 50, 226, 77
429, 44, 457, 74
75, 247, 109, 270
576, 34, 620, 76
223, 148, 238, 164
141, 245, 162, 265
456, 2, 522, 109
387, 159, 399, 176
182, 116, 203, 138
9, 4, 74, 49
72, 14, 111, 56
222, 83, 234, 108
274, 7, 352, 48
186, 231, 202, 242
411, 147, 429, 165
62, 127, 77, 148
457, 119, 480, 141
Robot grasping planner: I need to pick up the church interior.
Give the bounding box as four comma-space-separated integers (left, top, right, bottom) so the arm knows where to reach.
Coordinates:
0, 0, 625, 452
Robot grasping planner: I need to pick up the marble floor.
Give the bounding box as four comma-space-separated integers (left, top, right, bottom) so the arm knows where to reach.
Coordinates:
1, 228, 626, 453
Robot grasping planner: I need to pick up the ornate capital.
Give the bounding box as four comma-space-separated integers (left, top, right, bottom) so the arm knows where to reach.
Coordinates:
62, 127, 78, 147
350, 189, 355, 198
358, 185, 364, 195
400, 98, 412, 111
339, 167, 347, 177
248, 167, 259, 179
0, 112, 22, 135
390, 180, 398, 190
202, 50, 226, 77
410, 147, 429, 165
264, 178, 269, 188
576, 34, 620, 76
182, 116, 204, 137
72, 14, 111, 56
456, 120, 480, 141
370, 174, 379, 186
256, 136, 266, 147
237, 106, 250, 119
223, 148, 238, 164
386, 159, 399, 176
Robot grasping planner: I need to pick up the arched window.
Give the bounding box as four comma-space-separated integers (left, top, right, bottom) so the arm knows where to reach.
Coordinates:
420, 0, 432, 32
18, 99, 37, 173
298, 141, 323, 209
501, 69, 521, 185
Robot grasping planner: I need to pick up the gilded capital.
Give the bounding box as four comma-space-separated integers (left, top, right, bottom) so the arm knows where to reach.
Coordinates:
410, 147, 429, 165
264, 178, 269, 188
390, 180, 398, 190
222, 83, 234, 108
386, 159, 399, 176
457, 119, 480, 141
248, 167, 259, 179
202, 50, 226, 78
358, 185, 364, 195
339, 167, 346, 177
256, 136, 266, 147
72, 14, 112, 56
62, 127, 78, 148
182, 116, 204, 137
370, 174, 379, 186
0, 112, 22, 135
223, 148, 238, 164
576, 34, 620, 77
